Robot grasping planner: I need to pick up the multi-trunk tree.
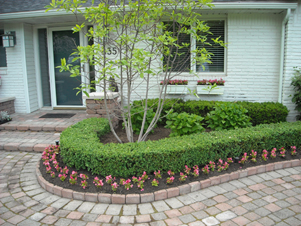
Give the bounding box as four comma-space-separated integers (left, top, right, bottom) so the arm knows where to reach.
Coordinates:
46, 0, 224, 143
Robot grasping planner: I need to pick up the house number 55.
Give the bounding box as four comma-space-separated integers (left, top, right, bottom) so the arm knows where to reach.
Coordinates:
106, 47, 118, 55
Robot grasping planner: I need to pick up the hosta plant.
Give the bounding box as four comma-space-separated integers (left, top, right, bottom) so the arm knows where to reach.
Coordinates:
165, 111, 205, 137
206, 102, 252, 131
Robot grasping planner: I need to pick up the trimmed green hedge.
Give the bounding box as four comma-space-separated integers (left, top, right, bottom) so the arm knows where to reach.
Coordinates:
133, 99, 289, 126
60, 117, 301, 178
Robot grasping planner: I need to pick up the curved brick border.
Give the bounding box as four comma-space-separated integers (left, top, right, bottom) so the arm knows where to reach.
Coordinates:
36, 159, 301, 204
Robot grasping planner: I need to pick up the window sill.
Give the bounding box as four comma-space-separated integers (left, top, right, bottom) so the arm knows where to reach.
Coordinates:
160, 72, 226, 78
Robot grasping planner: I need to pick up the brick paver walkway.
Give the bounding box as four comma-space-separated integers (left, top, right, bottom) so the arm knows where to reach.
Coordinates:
0, 110, 88, 152
0, 151, 300, 226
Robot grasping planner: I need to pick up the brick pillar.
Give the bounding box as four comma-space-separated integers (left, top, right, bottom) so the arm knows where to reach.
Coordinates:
84, 92, 120, 128
0, 97, 15, 115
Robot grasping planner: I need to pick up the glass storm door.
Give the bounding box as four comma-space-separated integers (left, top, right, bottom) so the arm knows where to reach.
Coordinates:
52, 30, 82, 106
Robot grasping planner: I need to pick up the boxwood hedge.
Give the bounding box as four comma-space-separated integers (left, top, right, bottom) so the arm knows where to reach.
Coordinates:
133, 99, 289, 126
60, 117, 301, 178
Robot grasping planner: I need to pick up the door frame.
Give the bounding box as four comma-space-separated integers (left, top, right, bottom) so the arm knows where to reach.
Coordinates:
47, 26, 86, 108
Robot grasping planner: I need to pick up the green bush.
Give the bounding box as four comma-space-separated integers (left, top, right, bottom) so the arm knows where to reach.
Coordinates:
206, 102, 252, 131
133, 99, 289, 126
60, 118, 301, 178
165, 111, 205, 137
290, 67, 301, 120
123, 106, 158, 134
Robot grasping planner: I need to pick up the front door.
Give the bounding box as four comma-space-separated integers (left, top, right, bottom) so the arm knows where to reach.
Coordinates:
49, 28, 83, 106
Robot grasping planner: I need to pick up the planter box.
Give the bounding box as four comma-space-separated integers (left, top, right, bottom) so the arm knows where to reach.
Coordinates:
166, 85, 188, 94
196, 85, 224, 95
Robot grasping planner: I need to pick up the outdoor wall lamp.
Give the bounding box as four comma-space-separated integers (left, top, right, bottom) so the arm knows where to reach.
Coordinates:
1, 31, 16, 47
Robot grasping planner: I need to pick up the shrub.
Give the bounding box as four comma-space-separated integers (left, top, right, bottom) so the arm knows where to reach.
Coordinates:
123, 106, 158, 134
60, 118, 301, 178
132, 99, 289, 126
237, 101, 289, 126
165, 111, 205, 137
290, 67, 301, 120
206, 102, 252, 131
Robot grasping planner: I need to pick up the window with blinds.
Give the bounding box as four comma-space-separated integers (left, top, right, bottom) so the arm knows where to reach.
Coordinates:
163, 22, 191, 72
196, 20, 225, 73
163, 20, 225, 73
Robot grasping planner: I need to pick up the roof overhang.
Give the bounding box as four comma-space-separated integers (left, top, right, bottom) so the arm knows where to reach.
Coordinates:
0, 2, 298, 22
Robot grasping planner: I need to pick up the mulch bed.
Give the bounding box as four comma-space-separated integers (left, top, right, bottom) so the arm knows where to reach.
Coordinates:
40, 145, 301, 195
100, 122, 172, 144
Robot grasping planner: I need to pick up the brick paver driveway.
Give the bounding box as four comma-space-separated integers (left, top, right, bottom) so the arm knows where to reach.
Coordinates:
0, 151, 301, 226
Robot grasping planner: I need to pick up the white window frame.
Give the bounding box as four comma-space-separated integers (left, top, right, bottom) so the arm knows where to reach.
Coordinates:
162, 16, 227, 78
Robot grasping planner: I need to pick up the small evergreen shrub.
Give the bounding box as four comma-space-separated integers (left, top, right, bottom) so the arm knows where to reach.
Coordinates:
60, 117, 301, 178
133, 99, 289, 126
291, 67, 301, 120
165, 111, 205, 137
206, 102, 252, 131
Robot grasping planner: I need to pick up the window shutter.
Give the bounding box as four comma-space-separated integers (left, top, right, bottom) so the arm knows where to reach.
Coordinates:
196, 20, 225, 73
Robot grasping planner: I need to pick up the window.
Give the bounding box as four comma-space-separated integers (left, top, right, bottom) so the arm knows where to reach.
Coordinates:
0, 29, 7, 67
163, 20, 225, 73
163, 22, 191, 72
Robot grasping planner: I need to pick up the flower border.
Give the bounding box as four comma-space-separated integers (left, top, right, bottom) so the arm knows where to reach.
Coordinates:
36, 158, 301, 204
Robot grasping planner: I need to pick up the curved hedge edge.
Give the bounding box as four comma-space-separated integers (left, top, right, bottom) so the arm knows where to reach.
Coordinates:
36, 157, 301, 204
60, 117, 301, 178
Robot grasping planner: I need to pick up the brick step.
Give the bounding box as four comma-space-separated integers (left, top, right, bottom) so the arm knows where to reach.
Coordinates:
0, 124, 70, 132
0, 143, 53, 152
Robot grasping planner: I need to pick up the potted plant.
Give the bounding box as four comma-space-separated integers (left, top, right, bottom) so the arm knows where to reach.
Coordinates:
161, 79, 188, 94
196, 78, 225, 94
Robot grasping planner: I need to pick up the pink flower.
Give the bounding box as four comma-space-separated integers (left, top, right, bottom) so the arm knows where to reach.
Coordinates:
192, 165, 199, 177
167, 176, 174, 184
111, 182, 119, 192
184, 165, 191, 175
167, 170, 175, 176
154, 170, 162, 179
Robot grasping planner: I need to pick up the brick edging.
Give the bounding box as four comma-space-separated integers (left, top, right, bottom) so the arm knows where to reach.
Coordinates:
36, 159, 301, 204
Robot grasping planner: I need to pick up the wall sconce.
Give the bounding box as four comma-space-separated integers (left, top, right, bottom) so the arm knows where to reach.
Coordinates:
1, 31, 16, 48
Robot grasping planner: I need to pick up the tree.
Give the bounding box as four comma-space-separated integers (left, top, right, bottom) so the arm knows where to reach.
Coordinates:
46, 0, 224, 143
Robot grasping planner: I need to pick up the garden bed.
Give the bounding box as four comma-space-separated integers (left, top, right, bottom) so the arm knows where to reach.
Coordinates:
100, 122, 171, 144
40, 145, 300, 195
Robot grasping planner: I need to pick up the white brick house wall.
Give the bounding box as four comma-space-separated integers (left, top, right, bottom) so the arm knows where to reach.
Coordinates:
282, 1, 301, 121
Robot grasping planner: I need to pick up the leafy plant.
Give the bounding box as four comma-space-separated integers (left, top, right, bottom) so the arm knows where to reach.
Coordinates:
290, 67, 301, 120
123, 107, 158, 135
165, 111, 205, 137
0, 111, 11, 122
206, 102, 252, 131
134, 99, 288, 127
